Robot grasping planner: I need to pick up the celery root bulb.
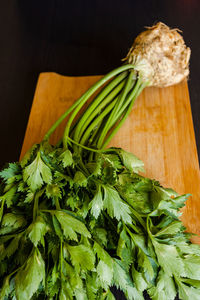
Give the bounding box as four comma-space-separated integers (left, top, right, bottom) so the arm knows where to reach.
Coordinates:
125, 22, 191, 87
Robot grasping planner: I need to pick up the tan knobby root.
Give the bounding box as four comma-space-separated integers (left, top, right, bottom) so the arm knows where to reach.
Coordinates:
125, 22, 191, 87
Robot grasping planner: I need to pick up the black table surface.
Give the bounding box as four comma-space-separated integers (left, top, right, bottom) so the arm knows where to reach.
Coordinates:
0, 1, 200, 299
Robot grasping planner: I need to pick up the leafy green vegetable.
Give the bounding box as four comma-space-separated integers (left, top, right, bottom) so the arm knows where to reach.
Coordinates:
0, 141, 198, 300
113, 259, 144, 300
28, 215, 49, 247
73, 171, 87, 187
148, 269, 176, 300
54, 210, 91, 240
176, 277, 200, 300
103, 185, 132, 224
0, 162, 21, 184
67, 244, 95, 272
0, 49, 198, 300
59, 149, 73, 168
23, 151, 52, 191
15, 249, 45, 300
89, 185, 104, 219
113, 148, 145, 174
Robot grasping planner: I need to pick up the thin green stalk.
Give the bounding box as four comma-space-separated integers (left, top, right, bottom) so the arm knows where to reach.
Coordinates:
109, 77, 142, 128
81, 75, 133, 153
79, 97, 118, 146
87, 121, 106, 162
107, 71, 136, 122
66, 136, 102, 153
33, 192, 39, 222
102, 81, 147, 149
63, 64, 134, 148
55, 197, 61, 210
0, 198, 6, 222
94, 78, 144, 150
73, 71, 128, 142
125, 221, 140, 234
146, 216, 153, 239
96, 78, 141, 151
87, 119, 103, 146
59, 240, 63, 294
96, 72, 135, 148
64, 136, 103, 172
60, 240, 63, 275
129, 207, 146, 229
68, 73, 127, 140
77, 155, 91, 176
33, 189, 44, 221
74, 77, 127, 144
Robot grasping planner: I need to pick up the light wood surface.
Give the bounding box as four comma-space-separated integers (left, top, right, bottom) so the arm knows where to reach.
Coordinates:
21, 73, 200, 243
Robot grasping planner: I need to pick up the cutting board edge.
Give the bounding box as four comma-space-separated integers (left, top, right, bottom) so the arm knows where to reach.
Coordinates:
38, 72, 105, 80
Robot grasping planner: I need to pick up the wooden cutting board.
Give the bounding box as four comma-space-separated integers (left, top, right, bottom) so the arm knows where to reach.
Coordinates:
20, 73, 200, 243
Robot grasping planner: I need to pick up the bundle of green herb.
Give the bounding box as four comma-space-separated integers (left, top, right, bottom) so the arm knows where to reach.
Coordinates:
0, 23, 199, 300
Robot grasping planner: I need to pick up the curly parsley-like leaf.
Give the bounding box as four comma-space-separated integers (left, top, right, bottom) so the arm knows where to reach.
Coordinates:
1, 213, 26, 229
89, 185, 103, 219
155, 220, 183, 237
54, 210, 91, 241
67, 244, 95, 272
94, 242, 113, 288
0, 162, 21, 184
23, 152, 52, 191
152, 238, 185, 277
114, 148, 145, 173
183, 255, 200, 280
94, 228, 107, 246
74, 171, 87, 187
113, 259, 143, 300
97, 260, 113, 289
0, 213, 26, 236
28, 215, 49, 247
0, 185, 17, 208
148, 269, 176, 300
132, 266, 148, 293
176, 277, 200, 300
94, 242, 113, 268
15, 249, 45, 300
86, 273, 99, 300
59, 149, 73, 168
117, 228, 133, 270
46, 184, 62, 199
103, 185, 132, 224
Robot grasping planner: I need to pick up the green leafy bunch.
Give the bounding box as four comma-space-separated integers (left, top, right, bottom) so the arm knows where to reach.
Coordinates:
1, 141, 200, 300
0, 64, 200, 300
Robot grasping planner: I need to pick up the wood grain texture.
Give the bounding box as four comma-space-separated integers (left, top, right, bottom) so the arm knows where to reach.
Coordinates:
21, 73, 200, 243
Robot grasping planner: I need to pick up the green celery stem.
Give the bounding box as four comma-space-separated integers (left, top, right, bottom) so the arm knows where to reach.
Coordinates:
78, 79, 127, 146
63, 64, 134, 148
73, 71, 128, 142
96, 72, 134, 148
102, 81, 147, 149
110, 78, 143, 128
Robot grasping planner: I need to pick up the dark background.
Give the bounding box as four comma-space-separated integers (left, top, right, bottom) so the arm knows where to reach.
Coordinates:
0, 1, 199, 298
